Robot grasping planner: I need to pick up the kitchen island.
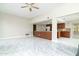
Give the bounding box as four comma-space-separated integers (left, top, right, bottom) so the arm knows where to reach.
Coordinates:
33, 31, 52, 40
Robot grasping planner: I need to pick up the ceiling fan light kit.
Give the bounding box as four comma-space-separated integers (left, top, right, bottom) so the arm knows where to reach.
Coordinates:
21, 3, 39, 12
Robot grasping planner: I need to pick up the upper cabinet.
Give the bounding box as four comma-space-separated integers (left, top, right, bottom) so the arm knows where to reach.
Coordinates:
33, 24, 36, 31
46, 24, 52, 31
57, 23, 65, 29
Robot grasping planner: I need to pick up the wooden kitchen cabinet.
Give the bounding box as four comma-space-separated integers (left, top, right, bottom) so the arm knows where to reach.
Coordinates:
57, 32, 61, 38
57, 23, 65, 29
33, 24, 36, 31
33, 31, 52, 40
61, 31, 70, 38
46, 24, 52, 31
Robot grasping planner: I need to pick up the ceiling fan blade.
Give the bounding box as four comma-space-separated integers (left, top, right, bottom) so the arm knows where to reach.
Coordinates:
25, 3, 29, 5
31, 3, 35, 5
29, 8, 32, 12
32, 6, 39, 9
21, 6, 28, 8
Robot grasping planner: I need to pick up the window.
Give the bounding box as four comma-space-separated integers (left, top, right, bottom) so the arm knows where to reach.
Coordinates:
74, 24, 79, 32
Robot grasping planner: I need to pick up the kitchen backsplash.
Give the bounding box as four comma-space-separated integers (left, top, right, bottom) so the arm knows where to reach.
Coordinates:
36, 24, 51, 31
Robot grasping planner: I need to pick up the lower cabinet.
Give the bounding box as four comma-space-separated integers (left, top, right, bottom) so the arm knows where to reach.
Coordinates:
57, 32, 61, 38
33, 31, 52, 40
61, 31, 70, 38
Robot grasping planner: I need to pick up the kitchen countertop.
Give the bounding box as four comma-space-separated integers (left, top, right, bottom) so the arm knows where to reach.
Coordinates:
34, 31, 52, 32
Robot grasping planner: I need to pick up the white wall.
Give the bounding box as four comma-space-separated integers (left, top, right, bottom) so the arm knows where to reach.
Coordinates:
65, 22, 74, 38
0, 13, 3, 38
31, 15, 49, 24
0, 13, 33, 39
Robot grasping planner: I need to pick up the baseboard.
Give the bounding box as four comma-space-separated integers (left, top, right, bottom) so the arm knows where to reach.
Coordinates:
0, 35, 27, 39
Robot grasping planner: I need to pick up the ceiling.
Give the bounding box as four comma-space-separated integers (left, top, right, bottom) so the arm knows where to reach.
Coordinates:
0, 3, 63, 19
59, 12, 79, 24
35, 19, 52, 24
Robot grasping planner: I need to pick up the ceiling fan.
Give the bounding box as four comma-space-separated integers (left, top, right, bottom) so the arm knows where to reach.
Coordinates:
21, 3, 39, 12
